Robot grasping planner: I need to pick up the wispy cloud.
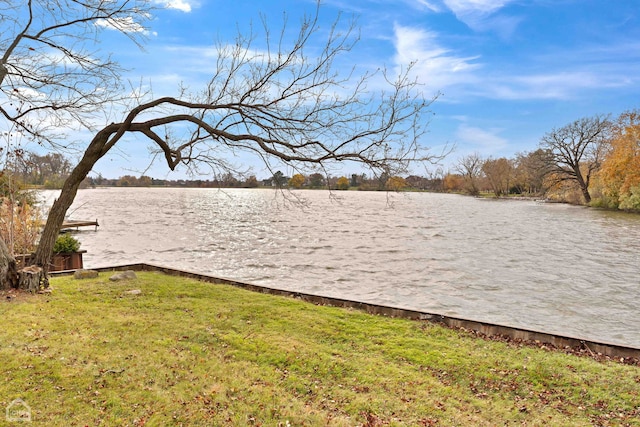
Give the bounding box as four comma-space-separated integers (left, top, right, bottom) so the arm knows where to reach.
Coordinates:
487, 72, 602, 100
323, 0, 441, 14
96, 16, 151, 34
393, 24, 481, 91
156, 0, 194, 13
455, 123, 508, 154
442, 0, 520, 37
392, 18, 639, 103
413, 0, 442, 13
478, 43, 640, 101
443, 0, 513, 17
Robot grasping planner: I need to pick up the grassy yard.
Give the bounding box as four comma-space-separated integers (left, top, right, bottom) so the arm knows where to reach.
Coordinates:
1, 272, 639, 426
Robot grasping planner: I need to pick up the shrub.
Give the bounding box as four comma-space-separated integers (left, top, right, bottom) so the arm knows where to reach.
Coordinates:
336, 176, 350, 190
619, 185, 640, 211
0, 176, 42, 255
53, 233, 81, 253
288, 173, 305, 189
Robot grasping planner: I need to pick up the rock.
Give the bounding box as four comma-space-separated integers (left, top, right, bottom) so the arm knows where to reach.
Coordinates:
109, 270, 137, 282
73, 269, 99, 280
124, 289, 142, 295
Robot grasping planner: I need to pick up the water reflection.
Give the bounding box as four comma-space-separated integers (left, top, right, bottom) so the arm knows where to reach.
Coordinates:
43, 188, 640, 347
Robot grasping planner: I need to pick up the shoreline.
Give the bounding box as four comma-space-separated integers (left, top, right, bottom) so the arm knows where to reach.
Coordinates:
51, 263, 640, 363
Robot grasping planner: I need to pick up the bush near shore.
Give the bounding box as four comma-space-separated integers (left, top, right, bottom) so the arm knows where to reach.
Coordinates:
1, 272, 639, 426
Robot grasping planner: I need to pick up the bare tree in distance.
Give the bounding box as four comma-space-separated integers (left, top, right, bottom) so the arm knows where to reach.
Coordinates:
538, 115, 611, 204
455, 153, 484, 196
0, 1, 443, 290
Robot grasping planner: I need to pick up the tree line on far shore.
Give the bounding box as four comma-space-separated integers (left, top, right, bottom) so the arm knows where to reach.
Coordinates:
448, 111, 640, 212
3, 108, 640, 214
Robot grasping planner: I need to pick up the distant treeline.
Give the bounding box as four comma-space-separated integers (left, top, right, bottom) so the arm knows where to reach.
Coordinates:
1, 152, 72, 189
4, 109, 640, 213
78, 171, 446, 192
446, 110, 640, 212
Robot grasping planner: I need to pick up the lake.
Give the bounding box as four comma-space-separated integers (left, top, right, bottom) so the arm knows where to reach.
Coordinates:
43, 187, 640, 347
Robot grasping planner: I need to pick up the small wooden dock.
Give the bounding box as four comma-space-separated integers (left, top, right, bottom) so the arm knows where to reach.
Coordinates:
60, 219, 99, 231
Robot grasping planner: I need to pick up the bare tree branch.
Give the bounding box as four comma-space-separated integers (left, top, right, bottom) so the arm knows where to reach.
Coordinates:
1, 1, 445, 288
0, 0, 152, 146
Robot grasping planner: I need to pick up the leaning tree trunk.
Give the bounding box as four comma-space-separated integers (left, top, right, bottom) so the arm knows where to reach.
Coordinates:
26, 130, 113, 289
574, 169, 591, 204
0, 238, 18, 290
30, 167, 94, 289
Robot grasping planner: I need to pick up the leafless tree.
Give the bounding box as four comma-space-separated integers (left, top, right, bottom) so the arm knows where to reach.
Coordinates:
0, 0, 150, 146
538, 115, 611, 204
455, 153, 484, 196
1, 1, 442, 290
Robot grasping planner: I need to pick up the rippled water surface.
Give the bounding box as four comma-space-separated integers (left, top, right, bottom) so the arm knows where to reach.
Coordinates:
44, 188, 640, 347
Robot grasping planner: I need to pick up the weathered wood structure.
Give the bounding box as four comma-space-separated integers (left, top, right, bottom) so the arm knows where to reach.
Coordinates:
60, 219, 99, 231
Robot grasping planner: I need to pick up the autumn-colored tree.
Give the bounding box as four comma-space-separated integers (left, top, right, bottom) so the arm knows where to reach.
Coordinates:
542, 172, 585, 204
596, 110, 640, 210
482, 157, 513, 197
513, 149, 554, 195
443, 173, 465, 192
0, 176, 41, 255
138, 176, 153, 187
243, 175, 259, 188
385, 176, 407, 191
116, 175, 136, 187
288, 173, 306, 189
336, 176, 350, 190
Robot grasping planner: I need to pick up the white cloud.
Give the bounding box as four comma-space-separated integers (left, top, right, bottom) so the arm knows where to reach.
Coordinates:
96, 16, 149, 34
414, 0, 442, 12
324, 0, 440, 14
442, 0, 519, 36
391, 18, 636, 102
510, 73, 599, 99
443, 0, 512, 17
11, 86, 46, 100
455, 123, 508, 153
159, 0, 193, 13
480, 68, 635, 101
393, 24, 481, 91
391, 24, 632, 103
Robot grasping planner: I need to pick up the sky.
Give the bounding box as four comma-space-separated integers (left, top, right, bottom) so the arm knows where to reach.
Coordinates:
73, 0, 640, 179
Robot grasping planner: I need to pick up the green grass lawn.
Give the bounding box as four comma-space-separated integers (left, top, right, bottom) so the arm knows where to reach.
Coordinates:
1, 272, 639, 426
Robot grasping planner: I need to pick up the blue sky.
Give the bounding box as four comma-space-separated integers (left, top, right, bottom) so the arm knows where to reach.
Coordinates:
89, 0, 640, 179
